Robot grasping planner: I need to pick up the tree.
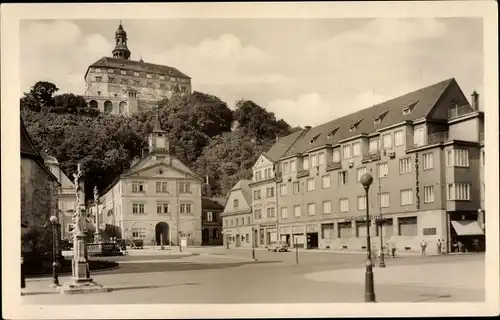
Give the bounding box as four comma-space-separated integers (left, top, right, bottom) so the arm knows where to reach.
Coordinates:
21, 81, 59, 112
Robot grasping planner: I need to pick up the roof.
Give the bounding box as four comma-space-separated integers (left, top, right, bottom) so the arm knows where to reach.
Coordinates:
85, 57, 191, 79
230, 180, 252, 206
279, 78, 456, 157
202, 198, 225, 211
265, 129, 305, 161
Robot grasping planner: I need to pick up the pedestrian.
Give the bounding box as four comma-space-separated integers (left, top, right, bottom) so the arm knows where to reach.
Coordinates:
391, 242, 396, 258
453, 241, 458, 253
458, 240, 464, 253
420, 239, 427, 256
441, 239, 446, 255
436, 239, 442, 255
473, 238, 480, 253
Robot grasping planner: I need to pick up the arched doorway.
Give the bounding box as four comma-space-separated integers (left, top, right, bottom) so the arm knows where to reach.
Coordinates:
104, 101, 113, 114
89, 100, 98, 109
119, 101, 127, 114
155, 222, 169, 246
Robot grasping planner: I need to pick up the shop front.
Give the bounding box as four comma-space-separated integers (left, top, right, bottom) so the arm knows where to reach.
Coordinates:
306, 224, 319, 249
449, 214, 485, 252
292, 225, 305, 248
280, 226, 292, 246
259, 223, 277, 247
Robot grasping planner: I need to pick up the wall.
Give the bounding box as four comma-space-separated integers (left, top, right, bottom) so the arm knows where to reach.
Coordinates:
449, 117, 480, 142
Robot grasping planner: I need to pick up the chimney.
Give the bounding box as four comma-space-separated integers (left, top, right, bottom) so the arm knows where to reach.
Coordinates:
471, 91, 479, 111
205, 184, 212, 198
305, 126, 312, 131
142, 148, 149, 158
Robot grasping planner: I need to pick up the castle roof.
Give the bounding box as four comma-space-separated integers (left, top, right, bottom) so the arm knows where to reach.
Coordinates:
85, 57, 191, 79
270, 78, 459, 159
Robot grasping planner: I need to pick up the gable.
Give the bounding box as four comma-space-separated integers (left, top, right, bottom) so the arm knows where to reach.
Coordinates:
223, 189, 251, 214
124, 162, 199, 180
252, 154, 273, 170
125, 153, 200, 180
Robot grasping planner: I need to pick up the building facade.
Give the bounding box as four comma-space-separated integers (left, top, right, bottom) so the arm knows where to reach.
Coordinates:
84, 23, 191, 116
261, 78, 485, 253
221, 180, 255, 248
95, 114, 203, 246
201, 197, 224, 246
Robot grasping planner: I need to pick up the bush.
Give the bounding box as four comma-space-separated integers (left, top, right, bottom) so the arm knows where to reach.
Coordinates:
24, 257, 119, 276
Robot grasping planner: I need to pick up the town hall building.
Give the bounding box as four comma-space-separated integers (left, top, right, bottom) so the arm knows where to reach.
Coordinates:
84, 22, 192, 116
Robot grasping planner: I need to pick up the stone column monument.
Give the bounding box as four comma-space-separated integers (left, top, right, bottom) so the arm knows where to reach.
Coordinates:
93, 186, 102, 244
59, 163, 108, 294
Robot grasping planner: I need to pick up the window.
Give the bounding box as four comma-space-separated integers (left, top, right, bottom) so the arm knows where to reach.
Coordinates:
343, 145, 351, 159
305, 203, 314, 216
293, 181, 300, 194
233, 199, 239, 208
423, 153, 434, 170
134, 80, 140, 86
179, 182, 191, 193
303, 157, 309, 170
356, 221, 368, 238
447, 183, 471, 200
254, 209, 262, 219
352, 142, 360, 157
146, 82, 153, 88
290, 160, 296, 172
120, 78, 128, 85
97, 91, 101, 96
160, 75, 165, 80
377, 192, 389, 208
369, 139, 379, 152
322, 201, 331, 215
132, 228, 146, 239
383, 133, 392, 149
377, 162, 388, 178
132, 203, 145, 214
424, 186, 435, 203
310, 154, 318, 167
482, 151, 485, 166
156, 181, 168, 193
247, 216, 251, 224
280, 184, 287, 196
180, 203, 192, 214
395, 130, 404, 146
318, 152, 325, 165
108, 76, 116, 83
95, 76, 102, 82
357, 167, 367, 182
294, 205, 301, 217
108, 69, 114, 73
206, 212, 213, 222
253, 189, 261, 200
134, 72, 140, 76
321, 223, 334, 239
357, 195, 366, 210
267, 207, 276, 218
254, 171, 262, 181
95, 68, 101, 73
280, 207, 288, 219
327, 128, 339, 139
446, 149, 469, 167
156, 203, 169, 214
132, 181, 144, 193
121, 70, 127, 75
282, 161, 289, 174
307, 178, 315, 191
400, 189, 414, 206
266, 187, 275, 198
338, 222, 352, 238
340, 198, 349, 212
398, 216, 417, 236
147, 74, 152, 79
399, 158, 412, 174
214, 229, 220, 239
333, 149, 340, 162
321, 175, 331, 188
338, 171, 348, 185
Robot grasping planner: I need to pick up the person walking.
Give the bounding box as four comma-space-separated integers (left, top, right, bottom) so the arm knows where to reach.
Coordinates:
390, 242, 396, 258
441, 239, 446, 255
420, 239, 427, 256
436, 239, 442, 255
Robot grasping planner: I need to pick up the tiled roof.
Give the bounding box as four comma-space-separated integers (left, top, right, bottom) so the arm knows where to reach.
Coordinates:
265, 129, 305, 161
230, 180, 252, 206
86, 57, 190, 79
20, 118, 42, 158
202, 197, 225, 211
280, 78, 456, 157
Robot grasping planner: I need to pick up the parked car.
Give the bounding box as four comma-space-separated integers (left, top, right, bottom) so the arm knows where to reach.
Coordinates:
267, 241, 290, 252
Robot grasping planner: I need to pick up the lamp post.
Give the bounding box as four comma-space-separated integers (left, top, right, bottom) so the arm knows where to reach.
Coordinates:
49, 215, 60, 288
252, 228, 256, 260
378, 173, 386, 268
360, 173, 376, 303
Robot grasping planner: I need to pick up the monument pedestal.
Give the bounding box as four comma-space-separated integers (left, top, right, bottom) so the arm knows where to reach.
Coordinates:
59, 234, 109, 295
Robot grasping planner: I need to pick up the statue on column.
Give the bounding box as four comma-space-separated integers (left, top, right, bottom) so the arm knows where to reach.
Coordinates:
72, 163, 86, 236
93, 186, 102, 243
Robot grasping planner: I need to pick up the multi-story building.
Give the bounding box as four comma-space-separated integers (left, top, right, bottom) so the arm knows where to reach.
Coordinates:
249, 131, 304, 248
201, 197, 224, 246
266, 78, 485, 253
95, 114, 203, 246
221, 180, 254, 248
84, 22, 191, 116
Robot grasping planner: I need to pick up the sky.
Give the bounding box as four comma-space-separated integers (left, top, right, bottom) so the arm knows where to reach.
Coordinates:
19, 18, 483, 127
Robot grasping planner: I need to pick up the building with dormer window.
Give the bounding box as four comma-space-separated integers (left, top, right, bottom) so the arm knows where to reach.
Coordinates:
84, 22, 191, 116
95, 112, 202, 246
257, 78, 485, 253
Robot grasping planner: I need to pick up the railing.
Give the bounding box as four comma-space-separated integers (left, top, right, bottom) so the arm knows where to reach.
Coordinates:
326, 161, 342, 171
427, 131, 449, 144
448, 105, 475, 119
296, 169, 310, 178
362, 150, 381, 162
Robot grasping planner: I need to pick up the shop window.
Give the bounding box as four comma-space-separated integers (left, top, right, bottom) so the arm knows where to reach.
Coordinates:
398, 216, 417, 236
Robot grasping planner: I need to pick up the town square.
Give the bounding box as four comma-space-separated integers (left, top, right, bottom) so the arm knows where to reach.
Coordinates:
2, 2, 498, 319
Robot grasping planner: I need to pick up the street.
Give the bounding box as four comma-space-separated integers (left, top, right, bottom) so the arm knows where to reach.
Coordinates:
21, 248, 484, 304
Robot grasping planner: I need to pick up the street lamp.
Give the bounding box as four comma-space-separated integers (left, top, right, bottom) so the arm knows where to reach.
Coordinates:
378, 173, 386, 268
49, 215, 60, 288
360, 173, 376, 303
251, 228, 256, 260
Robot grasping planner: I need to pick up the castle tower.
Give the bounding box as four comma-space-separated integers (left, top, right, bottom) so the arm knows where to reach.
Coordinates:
112, 21, 131, 60
148, 110, 169, 153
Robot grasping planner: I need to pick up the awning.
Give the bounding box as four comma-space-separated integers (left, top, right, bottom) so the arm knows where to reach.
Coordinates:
451, 220, 484, 236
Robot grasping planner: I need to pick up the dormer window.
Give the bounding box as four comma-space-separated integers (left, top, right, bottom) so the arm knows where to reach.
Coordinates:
349, 120, 362, 132
134, 72, 140, 77
160, 75, 165, 80
121, 70, 127, 75
309, 134, 320, 144
402, 101, 418, 115
374, 111, 389, 124
327, 128, 339, 139
95, 68, 101, 73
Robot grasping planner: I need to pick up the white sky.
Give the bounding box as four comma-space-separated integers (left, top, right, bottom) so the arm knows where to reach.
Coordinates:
20, 18, 483, 127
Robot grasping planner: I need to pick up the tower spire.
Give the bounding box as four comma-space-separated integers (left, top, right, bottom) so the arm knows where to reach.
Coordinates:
112, 21, 131, 60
